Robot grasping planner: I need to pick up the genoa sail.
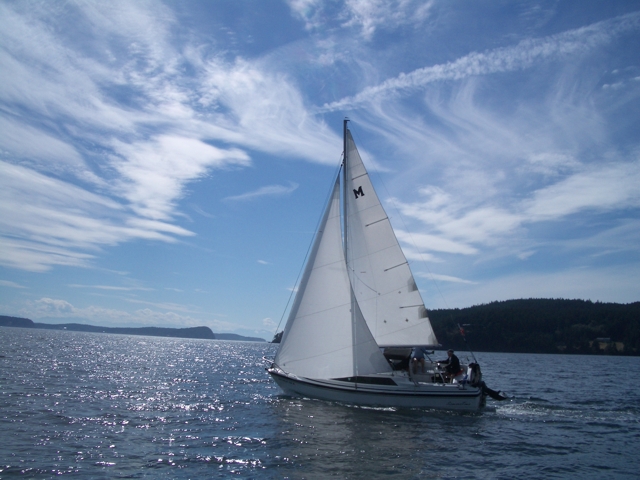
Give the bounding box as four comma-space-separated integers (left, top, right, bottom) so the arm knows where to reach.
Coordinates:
343, 129, 438, 347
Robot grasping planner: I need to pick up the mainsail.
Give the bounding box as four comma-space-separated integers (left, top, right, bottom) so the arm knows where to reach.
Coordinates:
343, 129, 438, 347
274, 179, 391, 379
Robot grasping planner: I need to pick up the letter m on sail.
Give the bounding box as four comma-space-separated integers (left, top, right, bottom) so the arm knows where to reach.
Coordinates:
353, 186, 365, 199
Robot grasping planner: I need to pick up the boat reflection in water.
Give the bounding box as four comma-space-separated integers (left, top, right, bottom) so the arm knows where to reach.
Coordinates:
268, 396, 486, 477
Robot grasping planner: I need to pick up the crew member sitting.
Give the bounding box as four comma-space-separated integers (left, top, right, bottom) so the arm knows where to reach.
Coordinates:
438, 349, 461, 382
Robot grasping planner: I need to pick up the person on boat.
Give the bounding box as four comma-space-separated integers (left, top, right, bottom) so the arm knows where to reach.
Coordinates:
438, 349, 461, 382
410, 347, 427, 375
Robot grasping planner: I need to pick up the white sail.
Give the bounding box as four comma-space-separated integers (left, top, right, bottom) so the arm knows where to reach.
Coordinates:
274, 179, 391, 379
344, 129, 439, 347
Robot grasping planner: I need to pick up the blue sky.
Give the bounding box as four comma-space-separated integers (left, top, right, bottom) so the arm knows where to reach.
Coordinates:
1, 0, 639, 340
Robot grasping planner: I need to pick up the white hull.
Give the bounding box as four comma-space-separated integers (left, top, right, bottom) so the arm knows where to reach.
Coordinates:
268, 368, 485, 412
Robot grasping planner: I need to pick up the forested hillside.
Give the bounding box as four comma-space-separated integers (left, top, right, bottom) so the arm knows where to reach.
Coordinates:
429, 299, 640, 355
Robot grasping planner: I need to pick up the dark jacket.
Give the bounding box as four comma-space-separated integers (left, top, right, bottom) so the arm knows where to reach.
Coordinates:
440, 353, 461, 374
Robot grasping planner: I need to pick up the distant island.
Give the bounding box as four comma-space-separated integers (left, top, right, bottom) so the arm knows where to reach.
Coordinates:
0, 315, 266, 342
272, 299, 639, 355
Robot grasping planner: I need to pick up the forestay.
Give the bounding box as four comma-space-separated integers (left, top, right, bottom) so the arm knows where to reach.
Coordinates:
344, 130, 438, 347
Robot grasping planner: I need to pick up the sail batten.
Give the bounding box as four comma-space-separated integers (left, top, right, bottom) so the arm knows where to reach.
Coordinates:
365, 218, 387, 227
384, 262, 408, 271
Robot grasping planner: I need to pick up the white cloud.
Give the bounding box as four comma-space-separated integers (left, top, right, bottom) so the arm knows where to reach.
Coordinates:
392, 183, 522, 251
190, 204, 216, 219
387, 156, 640, 271
342, 0, 434, 39
0, 160, 195, 271
0, 1, 338, 272
2, 0, 639, 324
430, 264, 640, 309
196, 58, 340, 164
287, 0, 434, 39
0, 280, 27, 289
263, 317, 276, 328
0, 235, 95, 273
0, 117, 85, 169
18, 296, 235, 330
392, 160, 640, 258
416, 272, 476, 285
125, 299, 200, 314
524, 160, 640, 221
286, 0, 328, 28
224, 182, 299, 202
68, 284, 154, 292
574, 219, 640, 254
319, 11, 640, 111
525, 152, 581, 177
0, 3, 142, 136
396, 229, 478, 255
110, 135, 250, 220
29, 298, 76, 317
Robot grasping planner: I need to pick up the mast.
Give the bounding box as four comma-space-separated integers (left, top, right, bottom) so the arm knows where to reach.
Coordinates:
342, 118, 349, 253
343, 118, 358, 378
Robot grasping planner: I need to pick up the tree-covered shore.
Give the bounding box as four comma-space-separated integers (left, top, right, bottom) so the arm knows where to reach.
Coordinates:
429, 299, 639, 355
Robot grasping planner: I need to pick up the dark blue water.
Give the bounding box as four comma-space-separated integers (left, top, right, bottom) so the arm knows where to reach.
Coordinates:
1, 327, 639, 479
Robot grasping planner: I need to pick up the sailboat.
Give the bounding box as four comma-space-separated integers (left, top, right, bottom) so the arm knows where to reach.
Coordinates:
268, 120, 489, 411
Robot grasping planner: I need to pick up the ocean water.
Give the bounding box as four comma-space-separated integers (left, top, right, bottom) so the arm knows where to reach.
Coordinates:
1, 327, 639, 479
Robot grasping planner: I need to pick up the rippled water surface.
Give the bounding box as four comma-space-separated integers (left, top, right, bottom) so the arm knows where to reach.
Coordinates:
1, 327, 639, 478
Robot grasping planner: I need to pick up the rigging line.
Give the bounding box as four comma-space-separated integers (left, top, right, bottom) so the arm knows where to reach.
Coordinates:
274, 155, 344, 338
